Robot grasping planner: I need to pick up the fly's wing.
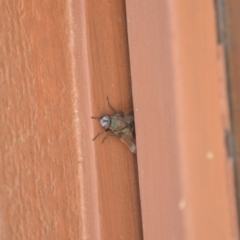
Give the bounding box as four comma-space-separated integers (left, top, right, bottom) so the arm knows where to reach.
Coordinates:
120, 134, 136, 154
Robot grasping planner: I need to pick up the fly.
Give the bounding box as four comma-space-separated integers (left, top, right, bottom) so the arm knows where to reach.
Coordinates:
92, 97, 136, 154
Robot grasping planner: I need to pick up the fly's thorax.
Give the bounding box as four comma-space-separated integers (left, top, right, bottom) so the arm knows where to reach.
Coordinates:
109, 115, 127, 132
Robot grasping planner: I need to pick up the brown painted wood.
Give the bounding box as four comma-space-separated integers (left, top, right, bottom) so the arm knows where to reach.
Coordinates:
0, 0, 142, 239
126, 0, 239, 239
1, 0, 239, 239
0, 1, 83, 239
85, 1, 143, 239
226, 0, 240, 222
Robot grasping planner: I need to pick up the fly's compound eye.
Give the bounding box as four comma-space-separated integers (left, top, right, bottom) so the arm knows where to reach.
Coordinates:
100, 115, 111, 129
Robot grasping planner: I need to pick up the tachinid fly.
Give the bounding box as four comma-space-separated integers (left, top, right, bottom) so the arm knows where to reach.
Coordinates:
92, 97, 136, 154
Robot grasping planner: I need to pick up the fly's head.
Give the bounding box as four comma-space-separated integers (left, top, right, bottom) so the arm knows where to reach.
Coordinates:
100, 115, 111, 130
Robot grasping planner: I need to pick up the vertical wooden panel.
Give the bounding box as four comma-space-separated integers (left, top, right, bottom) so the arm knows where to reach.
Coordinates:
126, 0, 239, 239
0, 0, 143, 239
0, 0, 82, 239
226, 0, 240, 223
85, 1, 143, 239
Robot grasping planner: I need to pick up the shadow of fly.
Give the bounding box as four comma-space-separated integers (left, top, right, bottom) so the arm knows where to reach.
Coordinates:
92, 97, 136, 154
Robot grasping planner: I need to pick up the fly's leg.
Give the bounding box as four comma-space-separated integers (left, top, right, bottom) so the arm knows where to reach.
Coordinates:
107, 97, 117, 113
102, 134, 117, 143
92, 129, 109, 141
